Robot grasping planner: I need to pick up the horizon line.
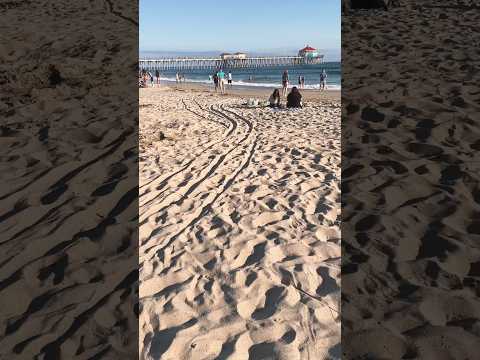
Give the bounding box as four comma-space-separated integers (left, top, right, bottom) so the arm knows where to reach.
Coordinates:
139, 48, 341, 52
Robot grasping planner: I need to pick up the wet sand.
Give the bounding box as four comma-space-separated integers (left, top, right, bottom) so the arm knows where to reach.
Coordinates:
151, 81, 340, 102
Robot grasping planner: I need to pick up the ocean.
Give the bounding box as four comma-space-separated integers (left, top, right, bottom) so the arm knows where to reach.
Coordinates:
149, 62, 341, 90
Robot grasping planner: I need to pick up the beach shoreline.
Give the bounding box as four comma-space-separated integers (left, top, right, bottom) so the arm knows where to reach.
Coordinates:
144, 81, 341, 102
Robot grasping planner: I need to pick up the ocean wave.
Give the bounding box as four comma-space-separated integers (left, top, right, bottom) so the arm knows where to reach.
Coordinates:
157, 77, 341, 90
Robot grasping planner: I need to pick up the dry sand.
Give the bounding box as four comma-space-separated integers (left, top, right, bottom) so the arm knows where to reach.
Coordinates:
139, 86, 341, 359
0, 0, 138, 358
342, 1, 480, 359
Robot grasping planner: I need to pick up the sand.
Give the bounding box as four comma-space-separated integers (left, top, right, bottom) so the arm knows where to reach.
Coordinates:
139, 86, 341, 359
0, 0, 138, 358
162, 82, 340, 103
342, 1, 480, 359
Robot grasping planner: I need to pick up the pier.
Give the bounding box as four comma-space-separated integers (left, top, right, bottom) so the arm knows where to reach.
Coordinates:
139, 47, 324, 71
139, 56, 324, 71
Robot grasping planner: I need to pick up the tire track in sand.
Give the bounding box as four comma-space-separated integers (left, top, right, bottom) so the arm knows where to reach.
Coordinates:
141, 101, 253, 250
139, 99, 232, 210
141, 99, 256, 260
139, 98, 240, 222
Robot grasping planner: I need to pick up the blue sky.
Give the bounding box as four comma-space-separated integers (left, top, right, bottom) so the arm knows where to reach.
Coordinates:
140, 0, 340, 58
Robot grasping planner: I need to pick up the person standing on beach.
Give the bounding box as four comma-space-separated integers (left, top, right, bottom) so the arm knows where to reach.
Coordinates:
213, 72, 219, 92
149, 72, 154, 87
282, 70, 289, 97
228, 72, 233, 87
301, 76, 305, 89
176, 72, 179, 84
217, 69, 226, 94
155, 69, 160, 86
320, 70, 327, 90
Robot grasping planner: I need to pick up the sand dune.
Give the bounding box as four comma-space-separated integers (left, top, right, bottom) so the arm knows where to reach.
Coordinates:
140, 87, 341, 359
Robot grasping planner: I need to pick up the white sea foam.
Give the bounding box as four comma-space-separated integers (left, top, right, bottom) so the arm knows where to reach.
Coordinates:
157, 77, 341, 90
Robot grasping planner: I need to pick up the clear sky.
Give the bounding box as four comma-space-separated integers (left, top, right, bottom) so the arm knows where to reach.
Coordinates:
140, 0, 340, 55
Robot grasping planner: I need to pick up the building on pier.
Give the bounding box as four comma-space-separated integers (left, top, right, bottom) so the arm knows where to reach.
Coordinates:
220, 52, 247, 60
298, 45, 320, 59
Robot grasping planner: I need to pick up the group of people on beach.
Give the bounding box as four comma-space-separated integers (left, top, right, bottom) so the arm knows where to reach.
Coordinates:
269, 86, 302, 109
210, 69, 233, 94
298, 75, 306, 89
268, 69, 328, 109
139, 68, 161, 88
138, 67, 329, 94
282, 69, 328, 93
278, 69, 328, 108
175, 72, 186, 83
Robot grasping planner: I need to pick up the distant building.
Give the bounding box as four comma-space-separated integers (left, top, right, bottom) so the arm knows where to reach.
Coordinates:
220, 52, 247, 60
298, 45, 319, 59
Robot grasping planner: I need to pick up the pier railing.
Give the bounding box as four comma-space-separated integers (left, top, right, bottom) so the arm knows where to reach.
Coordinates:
139, 55, 324, 71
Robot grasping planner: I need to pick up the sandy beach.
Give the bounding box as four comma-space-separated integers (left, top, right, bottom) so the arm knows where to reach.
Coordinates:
0, 0, 138, 357
157, 82, 340, 102
342, 1, 480, 359
139, 85, 341, 359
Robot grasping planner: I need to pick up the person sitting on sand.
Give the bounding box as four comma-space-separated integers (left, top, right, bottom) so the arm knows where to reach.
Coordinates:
269, 89, 281, 108
287, 86, 302, 108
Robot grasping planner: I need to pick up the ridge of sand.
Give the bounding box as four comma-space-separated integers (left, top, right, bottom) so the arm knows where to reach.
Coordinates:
140, 87, 341, 359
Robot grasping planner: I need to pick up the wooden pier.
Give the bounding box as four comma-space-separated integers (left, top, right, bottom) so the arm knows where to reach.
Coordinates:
139, 55, 324, 71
